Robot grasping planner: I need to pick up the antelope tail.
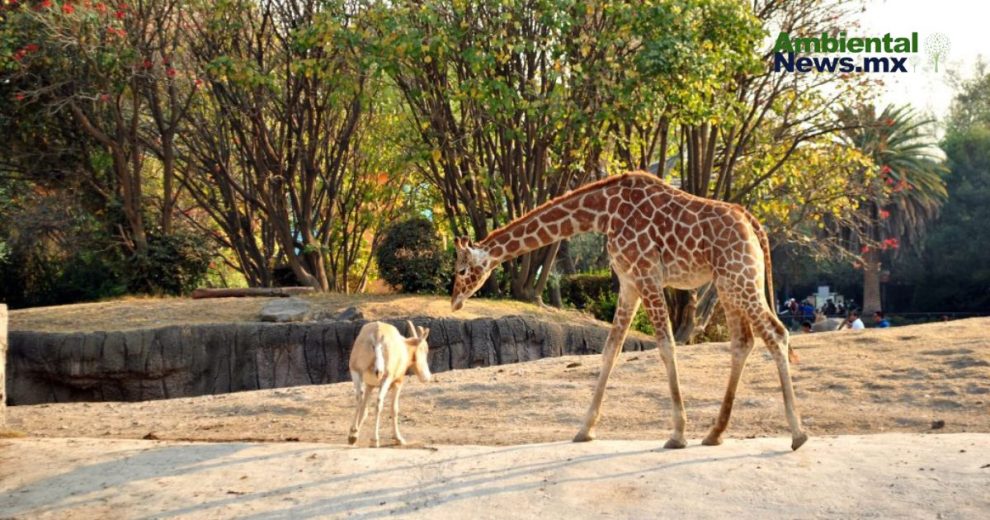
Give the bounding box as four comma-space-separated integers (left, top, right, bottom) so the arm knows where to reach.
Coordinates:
373, 343, 385, 376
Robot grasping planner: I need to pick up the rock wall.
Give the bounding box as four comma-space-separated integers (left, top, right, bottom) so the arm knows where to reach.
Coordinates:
6, 316, 653, 405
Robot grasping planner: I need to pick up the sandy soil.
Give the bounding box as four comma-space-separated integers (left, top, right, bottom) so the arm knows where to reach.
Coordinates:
7, 294, 609, 333
2, 318, 989, 518
1, 434, 988, 519
7, 318, 989, 446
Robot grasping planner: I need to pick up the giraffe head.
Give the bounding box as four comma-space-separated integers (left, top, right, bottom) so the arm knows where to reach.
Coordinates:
451, 236, 494, 312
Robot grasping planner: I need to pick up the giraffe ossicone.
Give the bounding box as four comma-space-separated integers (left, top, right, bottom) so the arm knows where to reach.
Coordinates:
451, 171, 808, 451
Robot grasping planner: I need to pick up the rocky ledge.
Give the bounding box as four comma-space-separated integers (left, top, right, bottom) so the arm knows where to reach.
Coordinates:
6, 316, 653, 405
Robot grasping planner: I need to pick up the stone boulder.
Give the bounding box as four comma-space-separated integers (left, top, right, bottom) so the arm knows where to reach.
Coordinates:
258, 297, 312, 323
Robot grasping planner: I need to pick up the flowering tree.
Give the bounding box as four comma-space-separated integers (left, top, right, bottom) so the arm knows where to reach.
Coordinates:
1, 0, 195, 254
834, 104, 947, 314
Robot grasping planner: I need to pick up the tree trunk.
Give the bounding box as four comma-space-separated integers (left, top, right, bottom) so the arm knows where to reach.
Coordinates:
191, 287, 316, 299
161, 136, 175, 235
667, 289, 698, 344
862, 249, 882, 314
0, 304, 7, 428
557, 240, 577, 275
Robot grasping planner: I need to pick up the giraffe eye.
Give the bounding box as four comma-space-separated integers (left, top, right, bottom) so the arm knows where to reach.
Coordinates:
458, 267, 468, 276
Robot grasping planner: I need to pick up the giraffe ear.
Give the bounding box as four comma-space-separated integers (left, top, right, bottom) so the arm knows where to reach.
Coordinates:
456, 236, 470, 250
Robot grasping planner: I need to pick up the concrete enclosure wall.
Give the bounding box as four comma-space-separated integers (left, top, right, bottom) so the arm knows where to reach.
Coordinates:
6, 316, 653, 405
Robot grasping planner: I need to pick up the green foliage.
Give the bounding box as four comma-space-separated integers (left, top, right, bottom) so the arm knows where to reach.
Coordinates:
126, 232, 215, 296
375, 217, 451, 294
587, 292, 655, 336
905, 79, 990, 311
835, 104, 948, 254
559, 273, 613, 310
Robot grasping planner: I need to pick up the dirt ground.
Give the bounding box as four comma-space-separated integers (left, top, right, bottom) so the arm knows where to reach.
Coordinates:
2, 434, 988, 519
7, 318, 989, 446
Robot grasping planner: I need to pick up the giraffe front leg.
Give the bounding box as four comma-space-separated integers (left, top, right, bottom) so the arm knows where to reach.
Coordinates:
574, 282, 640, 442
640, 286, 687, 449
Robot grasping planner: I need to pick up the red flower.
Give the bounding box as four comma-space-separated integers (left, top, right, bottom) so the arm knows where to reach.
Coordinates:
860, 245, 870, 254
24, 43, 39, 53
62, 3, 74, 14
194, 78, 204, 88
95, 2, 106, 13
40, 0, 53, 9
882, 238, 900, 250
142, 58, 153, 69
165, 67, 176, 78
880, 165, 891, 175
14, 92, 25, 102
879, 209, 890, 219
99, 93, 110, 102
114, 9, 125, 19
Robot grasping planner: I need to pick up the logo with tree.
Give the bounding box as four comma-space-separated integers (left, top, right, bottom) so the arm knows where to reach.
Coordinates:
924, 33, 951, 72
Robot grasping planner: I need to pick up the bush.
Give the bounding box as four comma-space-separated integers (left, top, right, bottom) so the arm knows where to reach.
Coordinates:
560, 272, 613, 309
587, 291, 655, 336
375, 217, 451, 294
126, 231, 214, 296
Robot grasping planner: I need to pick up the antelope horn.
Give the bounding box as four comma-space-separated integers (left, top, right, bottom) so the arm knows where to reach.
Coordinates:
407, 320, 417, 338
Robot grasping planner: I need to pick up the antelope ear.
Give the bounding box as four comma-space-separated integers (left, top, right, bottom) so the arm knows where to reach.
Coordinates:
406, 320, 417, 338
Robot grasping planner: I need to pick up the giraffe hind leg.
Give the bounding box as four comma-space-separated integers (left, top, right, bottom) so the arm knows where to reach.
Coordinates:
749, 305, 808, 451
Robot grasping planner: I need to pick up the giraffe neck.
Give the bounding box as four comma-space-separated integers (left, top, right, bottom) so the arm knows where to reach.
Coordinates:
478, 181, 613, 265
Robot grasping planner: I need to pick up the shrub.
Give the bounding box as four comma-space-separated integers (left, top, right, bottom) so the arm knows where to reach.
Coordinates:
375, 217, 451, 294
560, 272, 613, 309
587, 291, 655, 336
126, 231, 214, 295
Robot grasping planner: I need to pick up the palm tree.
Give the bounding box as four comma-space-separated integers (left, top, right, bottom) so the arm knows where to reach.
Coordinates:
835, 104, 947, 314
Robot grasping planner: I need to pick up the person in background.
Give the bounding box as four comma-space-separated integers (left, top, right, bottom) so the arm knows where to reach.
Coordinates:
800, 321, 813, 334
874, 311, 891, 328
846, 310, 865, 330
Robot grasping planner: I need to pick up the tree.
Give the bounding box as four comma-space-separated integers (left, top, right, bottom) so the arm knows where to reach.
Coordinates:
371, 0, 762, 304
835, 104, 947, 314
612, 0, 878, 341
178, 0, 405, 291
909, 65, 990, 311
4, 2, 154, 254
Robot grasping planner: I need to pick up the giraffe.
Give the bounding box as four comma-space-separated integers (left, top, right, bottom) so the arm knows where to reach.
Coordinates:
451, 171, 808, 451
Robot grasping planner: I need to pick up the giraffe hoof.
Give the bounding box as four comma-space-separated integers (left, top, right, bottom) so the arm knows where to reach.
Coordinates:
791, 433, 809, 451
701, 434, 722, 446
573, 431, 595, 443
663, 438, 687, 450
348, 435, 357, 445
